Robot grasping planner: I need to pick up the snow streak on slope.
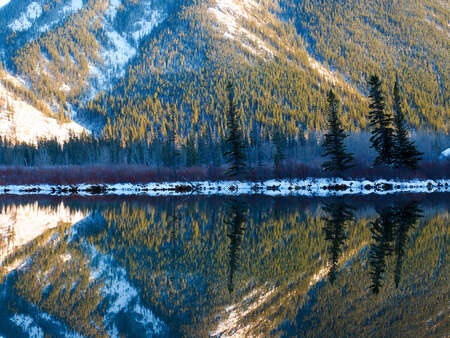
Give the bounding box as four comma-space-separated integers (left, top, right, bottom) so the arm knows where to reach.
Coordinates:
131, 7, 165, 42
208, 0, 274, 57
103, 30, 137, 76
89, 0, 166, 93
9, 314, 44, 338
0, 76, 86, 144
208, 0, 356, 92
8, 2, 42, 32
63, 0, 83, 14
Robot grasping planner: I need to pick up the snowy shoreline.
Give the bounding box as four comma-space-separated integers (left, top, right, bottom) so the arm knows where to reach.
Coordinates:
0, 178, 449, 196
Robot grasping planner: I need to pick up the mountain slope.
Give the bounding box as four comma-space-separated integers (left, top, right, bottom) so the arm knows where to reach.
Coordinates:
84, 0, 367, 145
280, 0, 449, 131
0, 0, 448, 147
0, 67, 86, 144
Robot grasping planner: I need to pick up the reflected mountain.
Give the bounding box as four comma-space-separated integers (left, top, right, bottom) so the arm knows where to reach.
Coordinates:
0, 195, 447, 337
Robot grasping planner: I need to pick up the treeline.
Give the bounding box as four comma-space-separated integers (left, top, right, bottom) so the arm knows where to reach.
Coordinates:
0, 133, 314, 168
0, 77, 447, 181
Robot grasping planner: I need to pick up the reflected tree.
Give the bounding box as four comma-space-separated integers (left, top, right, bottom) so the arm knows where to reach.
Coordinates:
369, 201, 423, 294
369, 206, 396, 294
322, 200, 355, 284
225, 199, 247, 294
393, 201, 423, 288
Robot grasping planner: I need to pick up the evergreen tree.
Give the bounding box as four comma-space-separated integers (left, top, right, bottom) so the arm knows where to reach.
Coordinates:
321, 90, 354, 174
161, 113, 180, 170
273, 126, 285, 170
185, 134, 198, 167
368, 75, 395, 166
392, 81, 423, 170
224, 82, 246, 178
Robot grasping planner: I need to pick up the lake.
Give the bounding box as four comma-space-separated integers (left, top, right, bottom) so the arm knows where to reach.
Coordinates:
0, 194, 448, 337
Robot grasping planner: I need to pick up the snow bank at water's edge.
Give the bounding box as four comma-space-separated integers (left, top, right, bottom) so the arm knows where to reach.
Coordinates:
0, 178, 449, 196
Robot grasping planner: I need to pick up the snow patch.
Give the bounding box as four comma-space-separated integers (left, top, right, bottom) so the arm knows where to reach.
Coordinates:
211, 286, 276, 337
10, 314, 44, 338
0, 76, 87, 144
0, 0, 11, 9
308, 56, 340, 85
131, 9, 165, 41
134, 303, 165, 332
103, 31, 136, 76
439, 148, 450, 160
8, 2, 42, 32
63, 0, 83, 13
208, 0, 274, 57
104, 0, 121, 19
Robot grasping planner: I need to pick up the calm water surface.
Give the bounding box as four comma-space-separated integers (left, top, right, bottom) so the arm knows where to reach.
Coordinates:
0, 194, 448, 337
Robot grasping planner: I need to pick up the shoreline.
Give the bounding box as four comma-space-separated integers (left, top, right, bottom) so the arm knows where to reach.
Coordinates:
1, 178, 449, 196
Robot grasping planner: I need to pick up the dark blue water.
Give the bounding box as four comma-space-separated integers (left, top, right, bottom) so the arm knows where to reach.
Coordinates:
0, 194, 448, 337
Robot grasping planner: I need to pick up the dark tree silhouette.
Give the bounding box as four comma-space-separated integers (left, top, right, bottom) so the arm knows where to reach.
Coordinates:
224, 82, 246, 178
225, 199, 247, 294
393, 201, 422, 288
185, 133, 198, 167
161, 112, 180, 170
368, 206, 396, 294
368, 75, 395, 166
321, 90, 354, 174
322, 200, 355, 284
273, 126, 285, 170
392, 81, 423, 170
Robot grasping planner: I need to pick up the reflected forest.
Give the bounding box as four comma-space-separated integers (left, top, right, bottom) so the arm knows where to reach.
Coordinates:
0, 194, 448, 337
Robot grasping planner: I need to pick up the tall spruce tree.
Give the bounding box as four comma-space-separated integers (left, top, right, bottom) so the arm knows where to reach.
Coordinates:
224, 82, 246, 178
321, 90, 355, 174
368, 75, 395, 166
392, 81, 423, 170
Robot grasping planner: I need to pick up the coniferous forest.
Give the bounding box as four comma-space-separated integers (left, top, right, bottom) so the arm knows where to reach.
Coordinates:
0, 0, 447, 182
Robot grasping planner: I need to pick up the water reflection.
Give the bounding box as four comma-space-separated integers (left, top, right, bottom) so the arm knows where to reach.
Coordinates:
0, 194, 448, 337
225, 199, 247, 294
321, 200, 355, 284
368, 201, 423, 294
